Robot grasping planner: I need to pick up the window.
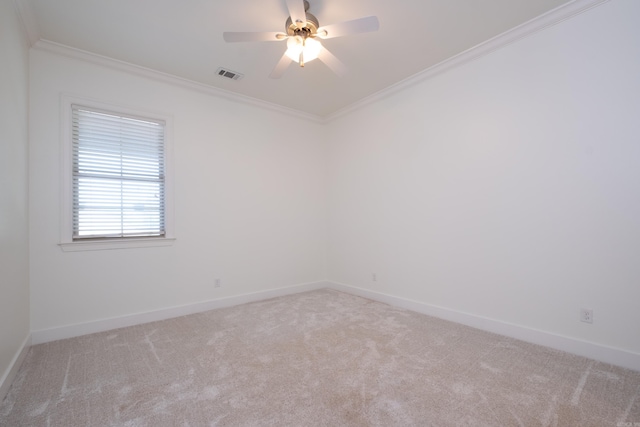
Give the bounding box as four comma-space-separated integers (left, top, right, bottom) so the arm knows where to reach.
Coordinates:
60, 96, 174, 251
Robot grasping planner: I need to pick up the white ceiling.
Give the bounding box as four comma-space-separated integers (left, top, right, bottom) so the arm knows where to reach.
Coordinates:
23, 0, 579, 118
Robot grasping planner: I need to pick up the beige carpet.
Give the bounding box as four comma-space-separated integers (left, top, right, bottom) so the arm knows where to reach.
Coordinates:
1, 289, 639, 426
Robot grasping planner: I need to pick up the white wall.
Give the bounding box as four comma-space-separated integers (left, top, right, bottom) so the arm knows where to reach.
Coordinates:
29, 49, 326, 332
327, 0, 640, 355
0, 0, 31, 396
23, 0, 640, 366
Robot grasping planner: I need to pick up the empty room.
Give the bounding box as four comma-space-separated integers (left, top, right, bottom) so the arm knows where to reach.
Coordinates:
1, 0, 639, 425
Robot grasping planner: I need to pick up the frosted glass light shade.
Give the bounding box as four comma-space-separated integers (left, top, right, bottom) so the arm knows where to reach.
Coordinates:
285, 36, 321, 63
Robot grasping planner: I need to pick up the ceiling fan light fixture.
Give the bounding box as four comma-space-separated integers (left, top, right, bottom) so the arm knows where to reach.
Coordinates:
222, 0, 379, 77
285, 36, 321, 65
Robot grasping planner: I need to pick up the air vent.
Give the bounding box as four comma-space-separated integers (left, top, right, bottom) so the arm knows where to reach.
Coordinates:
216, 67, 244, 81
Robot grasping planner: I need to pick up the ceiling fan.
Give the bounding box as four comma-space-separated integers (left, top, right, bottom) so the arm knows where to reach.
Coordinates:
223, 0, 379, 78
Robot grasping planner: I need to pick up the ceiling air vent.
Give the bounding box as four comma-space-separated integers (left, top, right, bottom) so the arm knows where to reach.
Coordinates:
216, 67, 244, 81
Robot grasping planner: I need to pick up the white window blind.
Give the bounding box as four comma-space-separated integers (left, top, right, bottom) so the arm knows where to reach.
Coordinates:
72, 105, 166, 240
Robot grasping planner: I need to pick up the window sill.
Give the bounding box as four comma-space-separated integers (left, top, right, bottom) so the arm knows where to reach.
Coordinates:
59, 237, 176, 252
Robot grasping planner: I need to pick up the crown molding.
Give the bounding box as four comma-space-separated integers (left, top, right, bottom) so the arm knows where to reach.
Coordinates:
33, 39, 325, 124
12, 0, 40, 46
324, 0, 610, 123
29, 0, 608, 125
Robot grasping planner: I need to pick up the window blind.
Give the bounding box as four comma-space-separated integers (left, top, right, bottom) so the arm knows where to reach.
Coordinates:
72, 106, 166, 240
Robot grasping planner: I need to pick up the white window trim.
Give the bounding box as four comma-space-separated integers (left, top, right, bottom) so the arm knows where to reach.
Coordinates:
59, 94, 175, 251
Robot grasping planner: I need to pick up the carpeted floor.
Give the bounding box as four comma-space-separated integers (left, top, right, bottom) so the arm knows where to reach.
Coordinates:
1, 289, 639, 426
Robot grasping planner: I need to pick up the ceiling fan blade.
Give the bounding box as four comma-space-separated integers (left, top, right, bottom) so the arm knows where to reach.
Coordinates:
269, 53, 292, 79
317, 16, 379, 39
317, 45, 347, 77
285, 0, 307, 29
223, 31, 286, 43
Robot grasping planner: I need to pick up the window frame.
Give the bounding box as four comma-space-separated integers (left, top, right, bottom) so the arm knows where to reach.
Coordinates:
59, 94, 175, 251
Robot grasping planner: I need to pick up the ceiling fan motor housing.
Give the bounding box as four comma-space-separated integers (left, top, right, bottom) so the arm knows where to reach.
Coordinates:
285, 1, 319, 37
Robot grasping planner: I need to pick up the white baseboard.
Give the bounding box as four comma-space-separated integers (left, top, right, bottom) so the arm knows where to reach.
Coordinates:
31, 281, 329, 345
0, 333, 31, 403
28, 280, 640, 372
326, 281, 640, 373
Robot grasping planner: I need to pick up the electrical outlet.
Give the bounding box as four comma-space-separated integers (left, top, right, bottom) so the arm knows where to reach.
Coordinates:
215, 278, 221, 288
580, 308, 593, 324
372, 273, 377, 282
